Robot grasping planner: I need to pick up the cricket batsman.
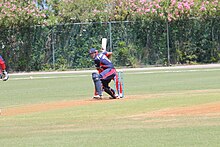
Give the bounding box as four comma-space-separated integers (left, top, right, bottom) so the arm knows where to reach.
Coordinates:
89, 48, 118, 99
0, 55, 9, 81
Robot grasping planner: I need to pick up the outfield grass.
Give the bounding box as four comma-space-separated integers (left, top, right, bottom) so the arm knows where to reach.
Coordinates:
0, 67, 220, 146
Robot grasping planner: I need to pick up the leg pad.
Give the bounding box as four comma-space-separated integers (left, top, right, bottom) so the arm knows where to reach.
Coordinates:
92, 72, 102, 96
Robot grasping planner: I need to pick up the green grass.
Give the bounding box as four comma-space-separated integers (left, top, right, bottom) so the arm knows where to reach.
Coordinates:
0, 67, 220, 146
1, 73, 93, 107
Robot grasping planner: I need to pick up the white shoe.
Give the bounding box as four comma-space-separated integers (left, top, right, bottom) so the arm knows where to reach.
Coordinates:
119, 93, 123, 98
93, 95, 102, 99
2, 70, 9, 81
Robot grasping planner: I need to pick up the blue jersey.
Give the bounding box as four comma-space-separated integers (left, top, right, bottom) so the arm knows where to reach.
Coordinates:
94, 51, 114, 70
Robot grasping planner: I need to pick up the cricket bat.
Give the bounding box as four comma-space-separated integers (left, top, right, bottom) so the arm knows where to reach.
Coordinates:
101, 38, 107, 52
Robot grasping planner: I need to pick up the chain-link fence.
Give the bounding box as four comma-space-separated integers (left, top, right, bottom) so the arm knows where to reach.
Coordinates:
0, 18, 220, 72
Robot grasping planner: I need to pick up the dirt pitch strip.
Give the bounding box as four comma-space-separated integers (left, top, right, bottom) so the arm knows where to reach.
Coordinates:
128, 101, 220, 118
1, 97, 124, 116
1, 94, 220, 117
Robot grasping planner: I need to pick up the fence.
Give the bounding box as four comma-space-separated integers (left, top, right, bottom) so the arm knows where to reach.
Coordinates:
0, 18, 220, 72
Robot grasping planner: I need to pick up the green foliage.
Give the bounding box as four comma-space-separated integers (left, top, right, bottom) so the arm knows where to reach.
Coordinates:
170, 17, 220, 64
46, 0, 107, 23
0, 0, 220, 71
0, 0, 47, 28
130, 19, 167, 65
129, 0, 220, 22
113, 41, 138, 67
1, 18, 220, 72
1, 0, 220, 27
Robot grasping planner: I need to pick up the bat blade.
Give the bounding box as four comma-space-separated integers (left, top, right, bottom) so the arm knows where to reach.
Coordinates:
101, 38, 107, 52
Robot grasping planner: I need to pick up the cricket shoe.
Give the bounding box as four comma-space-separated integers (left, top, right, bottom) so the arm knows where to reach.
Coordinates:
113, 93, 123, 98
1, 70, 9, 81
109, 94, 119, 99
93, 95, 102, 100
2, 74, 9, 81
119, 93, 123, 98
114, 94, 120, 99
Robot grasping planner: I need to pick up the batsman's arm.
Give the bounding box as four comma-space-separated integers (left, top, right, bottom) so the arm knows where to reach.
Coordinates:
107, 52, 112, 58
94, 58, 103, 73
102, 51, 112, 58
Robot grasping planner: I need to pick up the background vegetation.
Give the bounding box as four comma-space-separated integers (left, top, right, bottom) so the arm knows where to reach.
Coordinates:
0, 0, 220, 71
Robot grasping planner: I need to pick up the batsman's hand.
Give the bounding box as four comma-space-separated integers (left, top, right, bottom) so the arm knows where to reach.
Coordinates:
2, 70, 9, 81
106, 52, 112, 58
96, 67, 104, 73
96, 66, 102, 70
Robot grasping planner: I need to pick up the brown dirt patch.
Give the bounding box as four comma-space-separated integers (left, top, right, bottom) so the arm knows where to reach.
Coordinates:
1, 98, 122, 116
2, 90, 220, 117
129, 102, 220, 119
0, 94, 155, 117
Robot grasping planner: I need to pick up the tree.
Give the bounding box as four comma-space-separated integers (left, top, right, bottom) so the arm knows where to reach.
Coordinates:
0, 0, 47, 28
